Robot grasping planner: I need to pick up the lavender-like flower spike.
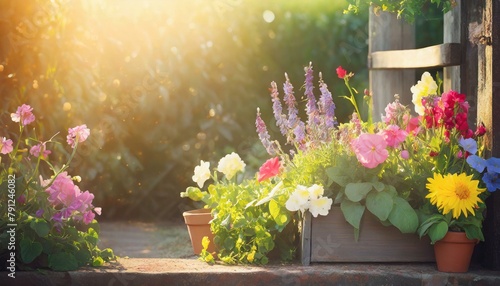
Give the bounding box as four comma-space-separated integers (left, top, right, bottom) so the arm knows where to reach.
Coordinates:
256, 108, 277, 155
318, 73, 337, 129
270, 81, 288, 136
294, 121, 306, 151
283, 73, 299, 131
304, 62, 319, 127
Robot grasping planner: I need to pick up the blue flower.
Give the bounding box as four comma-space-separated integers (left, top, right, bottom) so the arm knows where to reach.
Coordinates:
466, 155, 487, 173
486, 157, 500, 174
458, 137, 477, 154
482, 171, 500, 192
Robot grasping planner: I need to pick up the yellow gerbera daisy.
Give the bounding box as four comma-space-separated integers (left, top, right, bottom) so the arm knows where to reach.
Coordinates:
426, 172, 484, 219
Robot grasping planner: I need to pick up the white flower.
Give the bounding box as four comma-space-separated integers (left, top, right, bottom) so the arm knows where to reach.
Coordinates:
410, 72, 438, 116
309, 196, 333, 217
308, 184, 324, 199
217, 152, 246, 180
192, 160, 211, 188
285, 185, 311, 213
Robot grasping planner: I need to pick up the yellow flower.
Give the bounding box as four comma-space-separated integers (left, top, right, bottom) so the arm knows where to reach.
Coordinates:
426, 173, 484, 219
410, 72, 438, 116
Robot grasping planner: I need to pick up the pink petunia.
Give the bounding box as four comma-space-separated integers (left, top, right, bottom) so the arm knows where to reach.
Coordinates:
66, 124, 90, 148
11, 104, 35, 126
258, 157, 281, 182
351, 133, 389, 169
0, 137, 14, 154
30, 143, 52, 159
380, 125, 408, 148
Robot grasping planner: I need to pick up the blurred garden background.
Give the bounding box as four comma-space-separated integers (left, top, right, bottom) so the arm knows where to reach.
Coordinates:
0, 0, 442, 222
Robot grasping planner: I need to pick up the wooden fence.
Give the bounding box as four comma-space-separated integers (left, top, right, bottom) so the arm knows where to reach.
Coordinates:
368, 0, 500, 270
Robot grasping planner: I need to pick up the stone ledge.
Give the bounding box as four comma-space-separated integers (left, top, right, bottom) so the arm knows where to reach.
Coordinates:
2, 258, 500, 286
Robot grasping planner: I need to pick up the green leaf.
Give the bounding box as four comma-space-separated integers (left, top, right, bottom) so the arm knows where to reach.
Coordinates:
20, 238, 43, 264
345, 182, 373, 202
269, 200, 288, 227
428, 221, 449, 244
417, 214, 446, 238
92, 257, 104, 267
462, 224, 484, 241
48, 252, 79, 271
30, 219, 50, 237
100, 248, 115, 261
326, 167, 349, 187
388, 197, 418, 233
372, 182, 385, 192
366, 191, 393, 221
340, 200, 365, 229
75, 247, 92, 266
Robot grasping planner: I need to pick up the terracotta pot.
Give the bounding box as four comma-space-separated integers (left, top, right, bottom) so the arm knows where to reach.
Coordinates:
434, 231, 477, 273
183, 208, 216, 255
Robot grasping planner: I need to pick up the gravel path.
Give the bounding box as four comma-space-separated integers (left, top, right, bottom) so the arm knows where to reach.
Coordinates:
98, 221, 195, 259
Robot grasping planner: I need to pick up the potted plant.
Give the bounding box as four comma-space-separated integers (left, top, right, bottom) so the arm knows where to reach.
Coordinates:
185, 63, 497, 269
181, 152, 248, 256
0, 104, 115, 272
254, 64, 497, 268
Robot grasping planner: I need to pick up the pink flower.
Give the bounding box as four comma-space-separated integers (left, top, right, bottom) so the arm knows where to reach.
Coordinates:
0, 137, 13, 154
83, 210, 96, 224
41, 171, 98, 224
380, 125, 408, 148
336, 66, 347, 79
67, 124, 90, 148
406, 117, 421, 135
11, 104, 35, 126
351, 133, 389, 169
258, 157, 281, 182
30, 143, 52, 159
400, 150, 410, 160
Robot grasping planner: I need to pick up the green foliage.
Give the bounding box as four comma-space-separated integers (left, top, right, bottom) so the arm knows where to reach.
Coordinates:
345, 0, 456, 23
198, 179, 298, 264
0, 0, 369, 220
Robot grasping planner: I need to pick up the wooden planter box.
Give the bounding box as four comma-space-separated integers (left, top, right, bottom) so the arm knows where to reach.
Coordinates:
301, 207, 435, 265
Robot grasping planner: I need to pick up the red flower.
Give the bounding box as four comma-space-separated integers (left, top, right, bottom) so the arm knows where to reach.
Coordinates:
257, 157, 281, 182
475, 123, 487, 137
336, 66, 347, 79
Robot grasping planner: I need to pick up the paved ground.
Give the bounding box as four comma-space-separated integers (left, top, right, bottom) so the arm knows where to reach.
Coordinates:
98, 220, 194, 259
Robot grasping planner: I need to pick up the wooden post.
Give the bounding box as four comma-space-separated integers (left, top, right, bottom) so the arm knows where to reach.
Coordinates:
443, 0, 461, 92
368, 8, 415, 121
480, 0, 500, 271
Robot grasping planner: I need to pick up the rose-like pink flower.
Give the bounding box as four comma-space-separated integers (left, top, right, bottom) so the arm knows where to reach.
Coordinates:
380, 125, 408, 148
351, 133, 389, 169
336, 66, 347, 79
66, 124, 90, 148
30, 143, 52, 159
0, 137, 13, 154
11, 104, 35, 126
257, 157, 280, 182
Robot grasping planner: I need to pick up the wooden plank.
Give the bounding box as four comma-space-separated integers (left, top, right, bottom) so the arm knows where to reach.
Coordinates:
443, 0, 461, 92
369, 8, 415, 122
309, 207, 435, 263
301, 211, 312, 266
369, 43, 462, 69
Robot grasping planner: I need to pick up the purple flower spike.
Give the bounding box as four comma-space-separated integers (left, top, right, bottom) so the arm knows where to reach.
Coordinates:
256, 108, 277, 156
304, 63, 319, 127
270, 81, 288, 136
318, 76, 337, 128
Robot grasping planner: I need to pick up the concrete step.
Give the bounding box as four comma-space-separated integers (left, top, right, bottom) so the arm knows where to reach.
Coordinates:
4, 258, 500, 286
